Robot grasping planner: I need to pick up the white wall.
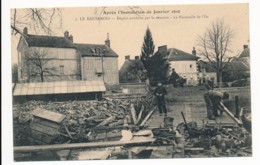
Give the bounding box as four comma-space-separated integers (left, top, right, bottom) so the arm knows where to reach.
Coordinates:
82, 56, 119, 84
18, 44, 79, 82
169, 60, 198, 86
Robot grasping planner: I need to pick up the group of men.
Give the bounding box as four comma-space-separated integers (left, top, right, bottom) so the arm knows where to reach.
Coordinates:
153, 69, 229, 120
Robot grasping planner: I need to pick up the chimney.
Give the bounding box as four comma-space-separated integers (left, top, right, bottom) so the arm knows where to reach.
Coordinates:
158, 45, 167, 56
64, 31, 69, 39
192, 47, 196, 55
105, 33, 110, 48
135, 56, 140, 60
125, 55, 130, 61
243, 45, 248, 50
23, 27, 28, 35
68, 35, 73, 42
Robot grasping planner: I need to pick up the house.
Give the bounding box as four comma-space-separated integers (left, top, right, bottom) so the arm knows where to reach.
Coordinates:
17, 28, 119, 85
157, 45, 199, 86
17, 28, 80, 83
119, 55, 146, 83
76, 34, 119, 85
237, 45, 250, 67
222, 45, 250, 83
197, 60, 217, 85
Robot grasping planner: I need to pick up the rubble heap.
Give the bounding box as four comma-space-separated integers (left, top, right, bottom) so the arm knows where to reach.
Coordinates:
13, 92, 156, 145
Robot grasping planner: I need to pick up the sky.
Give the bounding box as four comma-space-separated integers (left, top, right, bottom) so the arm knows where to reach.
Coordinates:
11, 3, 249, 68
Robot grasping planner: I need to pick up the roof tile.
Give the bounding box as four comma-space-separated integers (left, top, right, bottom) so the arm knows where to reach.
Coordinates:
75, 43, 118, 57
24, 35, 76, 49
167, 48, 198, 61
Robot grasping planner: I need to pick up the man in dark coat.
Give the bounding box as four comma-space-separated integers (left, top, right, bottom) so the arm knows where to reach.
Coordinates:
154, 82, 167, 116
170, 68, 180, 87
204, 85, 229, 120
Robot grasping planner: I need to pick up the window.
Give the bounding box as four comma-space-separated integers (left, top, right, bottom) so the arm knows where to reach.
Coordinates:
190, 64, 193, 69
60, 65, 64, 74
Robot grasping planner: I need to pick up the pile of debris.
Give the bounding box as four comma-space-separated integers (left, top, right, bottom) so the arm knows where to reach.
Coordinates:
176, 119, 252, 157
13, 91, 156, 145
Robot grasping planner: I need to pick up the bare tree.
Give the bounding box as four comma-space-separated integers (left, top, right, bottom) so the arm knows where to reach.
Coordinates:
197, 19, 234, 86
11, 8, 63, 36
26, 48, 57, 82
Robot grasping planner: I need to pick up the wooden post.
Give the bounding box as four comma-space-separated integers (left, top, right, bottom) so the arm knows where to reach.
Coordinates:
130, 104, 137, 124
128, 149, 133, 159
235, 96, 240, 119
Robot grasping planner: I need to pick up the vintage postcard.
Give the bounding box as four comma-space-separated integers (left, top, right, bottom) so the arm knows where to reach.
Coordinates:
3, 1, 257, 164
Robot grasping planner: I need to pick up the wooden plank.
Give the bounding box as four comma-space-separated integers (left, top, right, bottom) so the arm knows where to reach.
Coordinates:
136, 105, 144, 125
140, 109, 155, 127
33, 118, 60, 129
219, 102, 243, 125
32, 108, 65, 123
30, 123, 58, 136
14, 138, 155, 153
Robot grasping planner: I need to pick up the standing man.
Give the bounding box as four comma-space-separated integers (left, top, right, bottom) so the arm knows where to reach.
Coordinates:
204, 85, 229, 120
170, 68, 179, 87
154, 82, 167, 116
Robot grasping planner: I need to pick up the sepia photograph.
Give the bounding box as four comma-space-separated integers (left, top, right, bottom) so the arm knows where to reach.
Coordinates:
2, 0, 259, 164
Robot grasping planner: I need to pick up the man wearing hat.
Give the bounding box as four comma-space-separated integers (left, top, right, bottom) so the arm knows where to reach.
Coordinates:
204, 85, 229, 120
154, 82, 167, 116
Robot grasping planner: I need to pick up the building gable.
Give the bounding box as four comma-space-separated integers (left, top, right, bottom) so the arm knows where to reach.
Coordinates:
17, 36, 29, 51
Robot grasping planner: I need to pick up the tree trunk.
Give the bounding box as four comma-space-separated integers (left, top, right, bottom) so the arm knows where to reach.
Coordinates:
216, 70, 223, 87
40, 73, 44, 82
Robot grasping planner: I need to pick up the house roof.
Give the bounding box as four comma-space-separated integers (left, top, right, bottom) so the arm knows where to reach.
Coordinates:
239, 48, 250, 58
197, 60, 216, 72
23, 34, 76, 49
13, 80, 106, 96
119, 58, 144, 73
224, 61, 250, 72
167, 48, 198, 61
75, 43, 118, 57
